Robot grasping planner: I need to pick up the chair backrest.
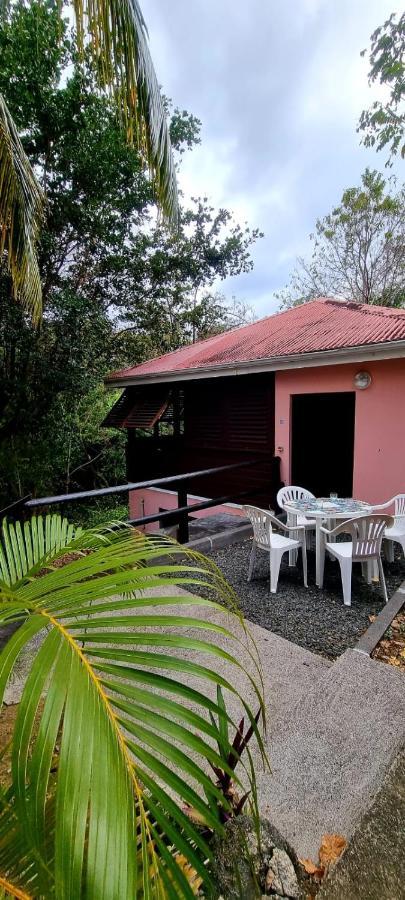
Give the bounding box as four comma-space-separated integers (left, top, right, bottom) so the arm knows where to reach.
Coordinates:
242, 505, 280, 548
333, 514, 394, 559
392, 494, 405, 523
277, 485, 315, 510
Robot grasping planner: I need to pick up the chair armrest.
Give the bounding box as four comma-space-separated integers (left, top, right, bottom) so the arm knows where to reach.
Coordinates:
276, 520, 306, 534
320, 520, 354, 538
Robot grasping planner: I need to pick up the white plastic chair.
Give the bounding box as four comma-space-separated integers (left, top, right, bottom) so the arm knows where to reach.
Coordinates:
243, 505, 308, 594
277, 485, 317, 557
277, 485, 317, 534
319, 514, 393, 606
372, 494, 405, 562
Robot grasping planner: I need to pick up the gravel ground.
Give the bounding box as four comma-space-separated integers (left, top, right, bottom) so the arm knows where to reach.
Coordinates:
192, 539, 405, 659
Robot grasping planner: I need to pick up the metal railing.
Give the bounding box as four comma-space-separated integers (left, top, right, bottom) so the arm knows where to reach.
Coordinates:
3, 457, 278, 543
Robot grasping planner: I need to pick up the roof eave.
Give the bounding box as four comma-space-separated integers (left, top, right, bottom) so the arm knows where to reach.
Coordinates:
105, 340, 405, 388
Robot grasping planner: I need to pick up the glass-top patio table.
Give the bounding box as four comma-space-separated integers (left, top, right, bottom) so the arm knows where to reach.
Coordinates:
283, 497, 371, 587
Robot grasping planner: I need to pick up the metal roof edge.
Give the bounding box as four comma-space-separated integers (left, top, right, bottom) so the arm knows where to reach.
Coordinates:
105, 340, 405, 388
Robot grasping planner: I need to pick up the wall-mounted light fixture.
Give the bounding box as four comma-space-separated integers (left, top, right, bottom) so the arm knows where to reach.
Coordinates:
354, 371, 372, 390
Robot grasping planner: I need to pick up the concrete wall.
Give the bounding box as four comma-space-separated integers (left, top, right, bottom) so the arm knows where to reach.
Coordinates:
129, 487, 246, 532
275, 358, 405, 504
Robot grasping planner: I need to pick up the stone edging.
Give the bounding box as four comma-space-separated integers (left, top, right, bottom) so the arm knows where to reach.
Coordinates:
353, 583, 405, 657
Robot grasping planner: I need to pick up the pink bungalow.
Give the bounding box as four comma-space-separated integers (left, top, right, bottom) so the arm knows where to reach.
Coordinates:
105, 298, 405, 526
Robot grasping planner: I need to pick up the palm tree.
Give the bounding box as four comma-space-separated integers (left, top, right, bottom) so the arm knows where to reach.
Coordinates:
0, 0, 178, 323
0, 515, 264, 898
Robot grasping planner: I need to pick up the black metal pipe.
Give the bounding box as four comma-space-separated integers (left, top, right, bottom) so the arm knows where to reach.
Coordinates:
127, 486, 264, 528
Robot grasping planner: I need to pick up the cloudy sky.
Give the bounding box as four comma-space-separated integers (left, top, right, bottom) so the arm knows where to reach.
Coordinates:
144, 0, 403, 316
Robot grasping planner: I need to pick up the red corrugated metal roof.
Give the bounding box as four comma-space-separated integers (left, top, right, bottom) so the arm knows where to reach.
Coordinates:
107, 298, 405, 383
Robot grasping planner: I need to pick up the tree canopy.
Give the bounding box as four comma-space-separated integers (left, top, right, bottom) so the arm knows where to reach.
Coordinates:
0, 0, 179, 320
0, 0, 261, 511
277, 169, 405, 308
358, 11, 405, 163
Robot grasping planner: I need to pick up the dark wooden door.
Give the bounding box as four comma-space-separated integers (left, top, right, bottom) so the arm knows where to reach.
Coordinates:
291, 392, 355, 497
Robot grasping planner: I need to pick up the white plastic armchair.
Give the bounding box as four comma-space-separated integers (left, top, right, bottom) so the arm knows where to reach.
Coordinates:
371, 494, 405, 561
277, 485, 317, 551
319, 514, 393, 606
243, 505, 308, 594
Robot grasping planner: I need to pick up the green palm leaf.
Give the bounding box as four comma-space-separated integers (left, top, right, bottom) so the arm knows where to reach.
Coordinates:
1, 0, 177, 323
0, 95, 45, 323
0, 517, 265, 898
72, 0, 178, 224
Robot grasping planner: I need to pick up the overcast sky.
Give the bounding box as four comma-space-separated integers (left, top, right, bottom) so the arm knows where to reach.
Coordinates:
144, 0, 403, 316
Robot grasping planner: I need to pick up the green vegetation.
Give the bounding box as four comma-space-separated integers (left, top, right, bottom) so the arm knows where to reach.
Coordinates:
0, 514, 265, 897
358, 11, 405, 163
277, 169, 405, 308
0, 0, 179, 319
0, 0, 261, 516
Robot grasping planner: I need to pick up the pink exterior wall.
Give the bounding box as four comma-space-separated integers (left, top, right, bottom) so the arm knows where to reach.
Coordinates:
129, 487, 246, 533
275, 358, 405, 505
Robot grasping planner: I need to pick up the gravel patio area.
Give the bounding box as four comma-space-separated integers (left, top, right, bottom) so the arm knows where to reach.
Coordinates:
194, 539, 405, 659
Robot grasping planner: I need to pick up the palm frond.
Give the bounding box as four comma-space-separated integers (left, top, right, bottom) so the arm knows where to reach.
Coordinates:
0, 517, 265, 898
73, 0, 178, 224
0, 95, 45, 323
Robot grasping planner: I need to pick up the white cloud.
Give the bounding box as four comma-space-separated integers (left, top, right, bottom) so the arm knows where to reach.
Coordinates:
145, 0, 403, 313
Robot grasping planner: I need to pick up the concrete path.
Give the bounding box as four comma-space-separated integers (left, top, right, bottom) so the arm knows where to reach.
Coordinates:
3, 586, 404, 863
105, 591, 404, 860
121, 591, 404, 861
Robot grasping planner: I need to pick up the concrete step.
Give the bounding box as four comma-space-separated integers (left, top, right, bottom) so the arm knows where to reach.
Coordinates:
318, 747, 405, 900
261, 649, 405, 859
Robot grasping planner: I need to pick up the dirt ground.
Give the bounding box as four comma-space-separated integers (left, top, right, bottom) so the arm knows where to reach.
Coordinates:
0, 703, 18, 783
372, 609, 405, 671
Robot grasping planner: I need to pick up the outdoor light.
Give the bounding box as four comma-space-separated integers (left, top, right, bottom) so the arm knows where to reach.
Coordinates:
354, 371, 372, 390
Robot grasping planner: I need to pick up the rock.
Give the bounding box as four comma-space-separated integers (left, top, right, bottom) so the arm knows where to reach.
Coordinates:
266, 848, 299, 898
210, 816, 306, 899
264, 868, 275, 892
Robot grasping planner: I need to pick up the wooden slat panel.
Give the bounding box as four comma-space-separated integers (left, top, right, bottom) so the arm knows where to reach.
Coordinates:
103, 388, 169, 429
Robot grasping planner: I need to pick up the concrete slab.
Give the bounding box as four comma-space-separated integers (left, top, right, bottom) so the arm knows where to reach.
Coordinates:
318, 748, 405, 900
265, 649, 405, 859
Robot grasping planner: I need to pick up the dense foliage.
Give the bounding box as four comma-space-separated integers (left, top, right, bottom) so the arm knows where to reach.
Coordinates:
358, 11, 405, 163
0, 0, 261, 512
277, 169, 405, 308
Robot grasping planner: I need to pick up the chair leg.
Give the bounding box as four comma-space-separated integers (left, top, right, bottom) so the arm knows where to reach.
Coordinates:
385, 539, 395, 563
319, 537, 326, 589
377, 556, 389, 604
270, 549, 283, 594
338, 558, 352, 606
248, 542, 256, 582
301, 539, 308, 587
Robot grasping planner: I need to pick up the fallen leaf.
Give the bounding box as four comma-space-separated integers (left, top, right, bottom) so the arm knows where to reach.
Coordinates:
368, 614, 376, 623
298, 858, 325, 880
319, 833, 347, 869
